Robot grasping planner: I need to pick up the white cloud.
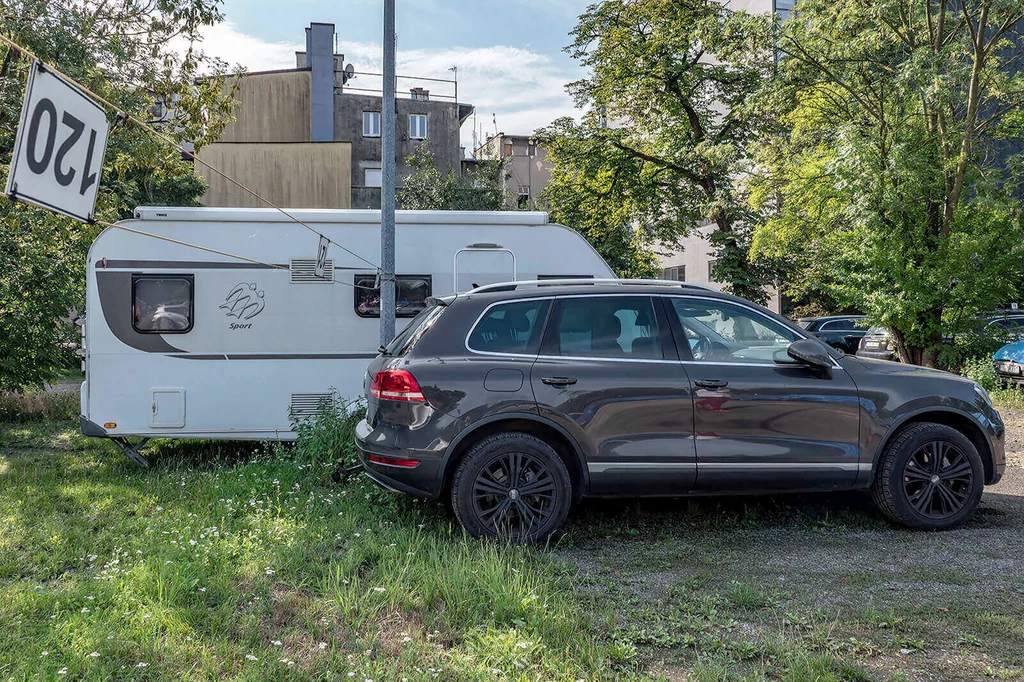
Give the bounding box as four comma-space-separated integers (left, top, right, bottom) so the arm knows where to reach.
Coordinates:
189, 21, 582, 148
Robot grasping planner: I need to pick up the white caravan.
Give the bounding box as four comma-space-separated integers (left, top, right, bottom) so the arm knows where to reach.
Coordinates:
79, 207, 614, 463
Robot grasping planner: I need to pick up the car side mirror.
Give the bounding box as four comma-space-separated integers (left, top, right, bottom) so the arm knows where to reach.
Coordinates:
780, 338, 834, 379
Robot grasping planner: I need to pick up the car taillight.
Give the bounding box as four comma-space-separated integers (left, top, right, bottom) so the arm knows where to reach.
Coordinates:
368, 454, 421, 468
370, 369, 426, 402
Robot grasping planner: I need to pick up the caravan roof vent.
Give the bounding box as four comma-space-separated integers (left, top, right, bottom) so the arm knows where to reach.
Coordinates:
290, 393, 336, 420
290, 258, 334, 283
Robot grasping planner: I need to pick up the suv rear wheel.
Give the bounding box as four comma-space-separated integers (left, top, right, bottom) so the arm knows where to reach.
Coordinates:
451, 432, 572, 543
872, 423, 984, 530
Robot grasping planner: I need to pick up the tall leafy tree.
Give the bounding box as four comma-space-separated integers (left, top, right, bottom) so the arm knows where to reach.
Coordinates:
397, 141, 508, 211
0, 0, 237, 390
751, 0, 1024, 367
539, 0, 779, 300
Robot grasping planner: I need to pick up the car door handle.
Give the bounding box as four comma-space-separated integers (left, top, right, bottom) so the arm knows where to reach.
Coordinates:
694, 379, 728, 389
542, 376, 577, 386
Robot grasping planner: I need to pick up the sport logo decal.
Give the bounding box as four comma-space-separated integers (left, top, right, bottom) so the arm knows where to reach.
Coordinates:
220, 282, 265, 326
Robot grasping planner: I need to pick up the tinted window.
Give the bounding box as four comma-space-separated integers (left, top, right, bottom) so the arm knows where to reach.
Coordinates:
552, 296, 662, 359
354, 275, 431, 318
133, 275, 193, 333
468, 299, 550, 355
819, 319, 849, 331
670, 298, 797, 363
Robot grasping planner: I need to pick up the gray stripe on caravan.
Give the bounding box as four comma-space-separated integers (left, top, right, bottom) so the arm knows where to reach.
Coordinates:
102, 260, 366, 270
169, 353, 379, 360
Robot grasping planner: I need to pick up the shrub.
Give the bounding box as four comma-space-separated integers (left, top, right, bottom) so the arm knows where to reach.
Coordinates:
289, 392, 365, 466
0, 390, 80, 423
961, 356, 999, 392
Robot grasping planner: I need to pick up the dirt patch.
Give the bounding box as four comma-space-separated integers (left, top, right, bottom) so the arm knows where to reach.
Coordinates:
555, 410, 1024, 681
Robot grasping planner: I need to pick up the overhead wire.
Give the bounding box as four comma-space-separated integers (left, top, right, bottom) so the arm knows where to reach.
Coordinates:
0, 32, 382, 273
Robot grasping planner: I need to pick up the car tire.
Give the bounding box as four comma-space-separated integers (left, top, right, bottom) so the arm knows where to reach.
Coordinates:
871, 422, 984, 530
451, 432, 572, 543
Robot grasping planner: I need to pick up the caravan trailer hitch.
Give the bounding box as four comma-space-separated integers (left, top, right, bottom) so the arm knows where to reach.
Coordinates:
331, 462, 363, 484
112, 437, 151, 469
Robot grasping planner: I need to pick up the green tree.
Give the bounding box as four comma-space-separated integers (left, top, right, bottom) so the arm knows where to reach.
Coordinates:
1, 0, 238, 390
397, 141, 508, 211
539, 0, 779, 299
751, 0, 1024, 367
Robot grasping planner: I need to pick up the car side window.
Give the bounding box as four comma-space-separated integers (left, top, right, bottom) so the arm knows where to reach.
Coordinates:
819, 320, 847, 331
467, 299, 550, 355
669, 298, 797, 363
552, 296, 663, 359
132, 275, 193, 333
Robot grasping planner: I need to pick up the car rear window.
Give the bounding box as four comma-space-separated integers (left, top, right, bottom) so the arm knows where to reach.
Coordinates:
467, 299, 550, 355
383, 304, 446, 356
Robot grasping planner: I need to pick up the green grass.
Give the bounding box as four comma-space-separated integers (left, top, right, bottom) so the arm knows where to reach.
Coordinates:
2, 405, 1022, 681
0, 421, 609, 681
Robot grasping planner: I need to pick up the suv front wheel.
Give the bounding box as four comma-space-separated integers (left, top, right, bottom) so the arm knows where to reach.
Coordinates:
872, 423, 984, 530
451, 432, 572, 543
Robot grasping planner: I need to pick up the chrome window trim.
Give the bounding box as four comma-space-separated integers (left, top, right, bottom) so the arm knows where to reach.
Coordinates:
463, 292, 845, 370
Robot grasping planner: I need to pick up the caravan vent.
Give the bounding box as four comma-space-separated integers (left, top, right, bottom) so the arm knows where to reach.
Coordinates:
290, 393, 336, 420
290, 258, 334, 283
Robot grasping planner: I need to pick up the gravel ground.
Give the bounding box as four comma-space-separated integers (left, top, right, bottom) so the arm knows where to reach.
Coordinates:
558, 405, 1024, 680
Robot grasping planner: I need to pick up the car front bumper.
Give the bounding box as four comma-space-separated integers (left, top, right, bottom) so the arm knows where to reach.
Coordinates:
856, 348, 897, 361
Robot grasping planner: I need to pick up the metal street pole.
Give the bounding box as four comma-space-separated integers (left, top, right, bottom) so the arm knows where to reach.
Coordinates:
380, 0, 397, 345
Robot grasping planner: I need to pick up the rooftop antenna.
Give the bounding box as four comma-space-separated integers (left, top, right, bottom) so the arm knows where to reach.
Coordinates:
492, 112, 497, 136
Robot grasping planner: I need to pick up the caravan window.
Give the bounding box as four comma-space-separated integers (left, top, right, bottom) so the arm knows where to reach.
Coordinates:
354, 274, 432, 318
133, 275, 194, 333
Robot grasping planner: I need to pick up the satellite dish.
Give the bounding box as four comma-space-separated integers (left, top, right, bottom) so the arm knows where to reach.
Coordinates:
342, 63, 355, 85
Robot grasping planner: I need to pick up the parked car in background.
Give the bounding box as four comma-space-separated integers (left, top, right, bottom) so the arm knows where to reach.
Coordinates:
857, 326, 896, 361
798, 315, 869, 354
856, 312, 1024, 365
994, 341, 1024, 386
355, 279, 1004, 542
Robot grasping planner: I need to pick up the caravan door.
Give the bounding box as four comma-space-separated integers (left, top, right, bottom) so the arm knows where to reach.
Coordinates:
455, 248, 515, 293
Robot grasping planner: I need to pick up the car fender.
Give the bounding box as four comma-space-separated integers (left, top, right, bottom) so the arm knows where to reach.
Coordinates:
440, 411, 591, 492
867, 404, 994, 482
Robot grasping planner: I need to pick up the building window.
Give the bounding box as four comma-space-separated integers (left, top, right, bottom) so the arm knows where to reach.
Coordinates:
517, 185, 531, 210
364, 168, 382, 187
708, 259, 718, 280
354, 274, 432, 318
362, 111, 381, 137
663, 265, 686, 281
132, 275, 194, 333
409, 114, 427, 140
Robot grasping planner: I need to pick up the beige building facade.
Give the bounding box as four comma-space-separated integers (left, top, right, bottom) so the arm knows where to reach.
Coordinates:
474, 134, 551, 210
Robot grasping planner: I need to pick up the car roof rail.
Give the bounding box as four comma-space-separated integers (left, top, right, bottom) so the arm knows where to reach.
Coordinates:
468, 278, 719, 294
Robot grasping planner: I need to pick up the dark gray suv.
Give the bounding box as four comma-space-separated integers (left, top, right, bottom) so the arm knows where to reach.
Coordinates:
355, 280, 1005, 542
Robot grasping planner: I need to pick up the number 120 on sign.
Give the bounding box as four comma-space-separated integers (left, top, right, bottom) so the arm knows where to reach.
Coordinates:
5, 60, 110, 223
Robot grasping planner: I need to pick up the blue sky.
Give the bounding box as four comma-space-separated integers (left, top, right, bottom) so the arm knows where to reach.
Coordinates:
199, 0, 593, 148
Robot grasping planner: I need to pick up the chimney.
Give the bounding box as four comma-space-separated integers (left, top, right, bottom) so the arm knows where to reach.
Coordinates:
410, 87, 430, 101
308, 22, 335, 142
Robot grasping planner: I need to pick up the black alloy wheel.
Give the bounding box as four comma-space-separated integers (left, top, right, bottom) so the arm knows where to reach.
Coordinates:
872, 422, 984, 530
451, 432, 572, 542
902, 440, 974, 519
472, 451, 556, 535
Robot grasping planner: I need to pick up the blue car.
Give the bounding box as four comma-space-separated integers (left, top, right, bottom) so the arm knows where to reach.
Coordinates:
995, 340, 1024, 386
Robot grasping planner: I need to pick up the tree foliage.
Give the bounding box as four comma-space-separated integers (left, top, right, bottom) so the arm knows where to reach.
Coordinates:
0, 0, 238, 390
539, 0, 779, 299
751, 0, 1024, 366
397, 141, 508, 211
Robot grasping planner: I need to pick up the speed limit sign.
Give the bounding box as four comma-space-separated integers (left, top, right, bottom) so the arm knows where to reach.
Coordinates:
5, 60, 110, 223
